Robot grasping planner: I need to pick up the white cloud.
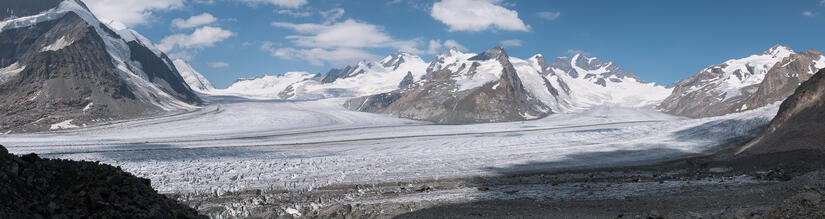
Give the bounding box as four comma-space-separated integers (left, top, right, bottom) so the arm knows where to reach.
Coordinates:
425, 39, 467, 54
803, 11, 815, 17
566, 49, 591, 56
82, 0, 184, 26
168, 51, 194, 61
320, 8, 345, 24
207, 62, 230, 68
443, 40, 467, 51
821, 0, 825, 6
268, 9, 463, 65
272, 19, 416, 50
500, 39, 522, 48
234, 0, 308, 8
172, 13, 218, 29
430, 0, 530, 32
386, 0, 430, 10
277, 9, 312, 17
537, 11, 560, 20
159, 26, 236, 52
261, 42, 378, 66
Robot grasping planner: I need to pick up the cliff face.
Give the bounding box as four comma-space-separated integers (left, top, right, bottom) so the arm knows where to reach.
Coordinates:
738, 68, 825, 155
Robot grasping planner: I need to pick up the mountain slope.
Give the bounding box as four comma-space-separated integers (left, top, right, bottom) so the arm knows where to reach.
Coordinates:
173, 59, 215, 93
737, 68, 825, 154
345, 46, 551, 124
659, 45, 824, 118
0, 0, 200, 132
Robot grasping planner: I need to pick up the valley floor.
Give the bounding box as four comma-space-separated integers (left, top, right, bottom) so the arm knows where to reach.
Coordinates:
0, 95, 784, 217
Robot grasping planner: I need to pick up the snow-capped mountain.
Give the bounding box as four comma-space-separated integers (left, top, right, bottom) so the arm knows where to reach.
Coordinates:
0, 0, 200, 132
545, 53, 672, 108
659, 45, 825, 118
218, 72, 315, 99
344, 47, 672, 124
173, 59, 215, 93
213, 45, 672, 124
346, 46, 551, 124
220, 52, 429, 100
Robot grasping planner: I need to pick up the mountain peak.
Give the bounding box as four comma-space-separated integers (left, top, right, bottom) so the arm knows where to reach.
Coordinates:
762, 44, 794, 56
468, 46, 507, 61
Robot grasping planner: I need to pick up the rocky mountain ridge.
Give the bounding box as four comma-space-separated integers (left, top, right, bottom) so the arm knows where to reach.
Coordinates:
659, 45, 825, 118
0, 0, 201, 133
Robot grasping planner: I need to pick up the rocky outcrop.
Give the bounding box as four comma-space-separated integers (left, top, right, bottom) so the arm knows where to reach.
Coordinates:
398, 71, 414, 88
319, 65, 359, 84
737, 68, 825, 154
345, 47, 550, 124
0, 144, 205, 218
659, 45, 823, 118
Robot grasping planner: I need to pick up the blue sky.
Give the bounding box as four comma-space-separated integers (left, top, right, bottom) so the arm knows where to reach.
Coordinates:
84, 0, 825, 88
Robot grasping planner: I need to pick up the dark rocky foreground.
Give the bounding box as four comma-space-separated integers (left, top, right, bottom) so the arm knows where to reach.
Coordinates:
0, 144, 205, 218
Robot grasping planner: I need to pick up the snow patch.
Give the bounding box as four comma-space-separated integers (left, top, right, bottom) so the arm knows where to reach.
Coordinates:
454, 59, 503, 91
40, 36, 73, 52
50, 120, 78, 130
0, 62, 26, 84
83, 102, 94, 112
815, 55, 825, 70
284, 208, 302, 216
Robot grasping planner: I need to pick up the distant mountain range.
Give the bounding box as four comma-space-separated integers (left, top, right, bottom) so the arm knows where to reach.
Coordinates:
205, 46, 672, 123
0, 0, 200, 132
3, 0, 825, 129
180, 43, 825, 124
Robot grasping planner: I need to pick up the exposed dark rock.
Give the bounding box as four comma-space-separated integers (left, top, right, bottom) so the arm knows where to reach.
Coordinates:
0, 144, 205, 218
320, 66, 356, 84
398, 71, 414, 88
0, 13, 153, 132
738, 68, 825, 154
